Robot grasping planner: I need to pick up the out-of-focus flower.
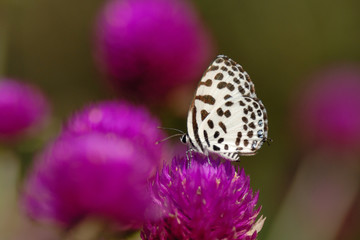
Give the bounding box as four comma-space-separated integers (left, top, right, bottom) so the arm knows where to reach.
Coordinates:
141, 154, 265, 240
63, 101, 165, 167
0, 79, 49, 139
94, 0, 214, 102
294, 66, 360, 151
22, 101, 167, 229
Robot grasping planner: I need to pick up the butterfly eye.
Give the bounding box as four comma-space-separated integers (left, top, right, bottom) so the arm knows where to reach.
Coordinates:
180, 134, 187, 144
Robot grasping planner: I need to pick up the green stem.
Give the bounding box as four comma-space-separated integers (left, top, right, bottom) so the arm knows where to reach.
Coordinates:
0, 10, 8, 76
266, 151, 360, 240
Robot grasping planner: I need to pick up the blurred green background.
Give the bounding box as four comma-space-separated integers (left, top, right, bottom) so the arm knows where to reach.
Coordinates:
1, 0, 360, 239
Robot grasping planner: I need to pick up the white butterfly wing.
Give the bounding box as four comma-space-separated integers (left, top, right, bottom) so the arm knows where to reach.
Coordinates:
186, 55, 268, 160
197, 95, 269, 161
197, 55, 257, 99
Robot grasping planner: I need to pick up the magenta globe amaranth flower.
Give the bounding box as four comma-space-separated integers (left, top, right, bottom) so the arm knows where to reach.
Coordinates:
63, 101, 165, 168
294, 65, 360, 151
94, 0, 214, 101
0, 79, 49, 139
22, 101, 167, 228
24, 133, 154, 227
141, 154, 265, 240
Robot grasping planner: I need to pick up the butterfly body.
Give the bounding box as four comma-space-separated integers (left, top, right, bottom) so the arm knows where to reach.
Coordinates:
183, 55, 269, 161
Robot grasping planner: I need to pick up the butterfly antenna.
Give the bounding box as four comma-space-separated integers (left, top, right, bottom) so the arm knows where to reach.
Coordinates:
157, 126, 184, 134
266, 138, 273, 146
156, 133, 184, 145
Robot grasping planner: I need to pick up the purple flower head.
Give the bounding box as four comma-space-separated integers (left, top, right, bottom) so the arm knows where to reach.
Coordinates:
141, 153, 265, 240
0, 79, 49, 139
63, 101, 167, 170
294, 65, 360, 151
22, 101, 167, 229
94, 0, 214, 102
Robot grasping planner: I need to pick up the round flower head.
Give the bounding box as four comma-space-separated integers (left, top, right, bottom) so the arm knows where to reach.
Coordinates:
0, 79, 49, 139
22, 101, 167, 228
94, 0, 214, 102
294, 65, 360, 151
63, 101, 166, 170
141, 154, 265, 240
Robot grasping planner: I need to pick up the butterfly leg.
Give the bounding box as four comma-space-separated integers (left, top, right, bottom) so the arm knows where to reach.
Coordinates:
205, 152, 211, 165
207, 155, 211, 164
202, 149, 211, 165
185, 149, 194, 168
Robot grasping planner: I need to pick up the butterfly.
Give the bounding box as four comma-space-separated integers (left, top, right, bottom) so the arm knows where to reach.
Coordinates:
180, 55, 269, 161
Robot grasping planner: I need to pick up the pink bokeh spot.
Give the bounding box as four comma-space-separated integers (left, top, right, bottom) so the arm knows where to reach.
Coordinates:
0, 79, 49, 139
22, 101, 168, 229
94, 0, 214, 101
295, 66, 360, 151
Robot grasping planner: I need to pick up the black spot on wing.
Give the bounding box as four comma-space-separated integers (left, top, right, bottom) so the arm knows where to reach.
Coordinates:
244, 82, 250, 89
195, 95, 216, 105
203, 130, 210, 147
236, 132, 242, 146
219, 122, 227, 133
199, 79, 212, 87
207, 65, 219, 72
224, 110, 231, 118
215, 58, 223, 64
201, 110, 209, 121
225, 101, 233, 106
213, 145, 220, 151
207, 120, 214, 129
224, 94, 232, 100
214, 73, 224, 80
242, 117, 248, 123
217, 82, 227, 89
227, 83, 235, 91
257, 110, 262, 116
192, 106, 203, 152
238, 86, 246, 95
250, 112, 256, 120
233, 78, 240, 84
